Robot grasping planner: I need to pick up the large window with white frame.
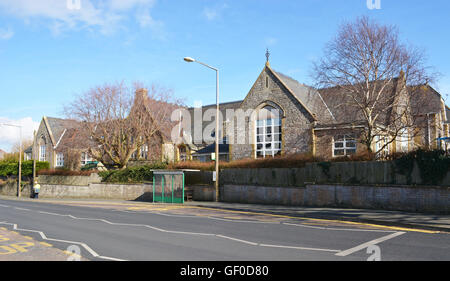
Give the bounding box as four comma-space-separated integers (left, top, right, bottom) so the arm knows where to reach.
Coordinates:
56, 153, 64, 167
39, 145, 46, 161
256, 106, 282, 158
333, 134, 357, 156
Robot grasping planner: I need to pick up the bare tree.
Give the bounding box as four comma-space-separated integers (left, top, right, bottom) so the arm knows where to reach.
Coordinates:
10, 139, 33, 154
313, 16, 436, 154
64, 82, 181, 169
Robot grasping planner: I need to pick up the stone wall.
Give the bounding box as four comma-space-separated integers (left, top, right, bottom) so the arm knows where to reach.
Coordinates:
220, 162, 450, 187
216, 184, 449, 214
0, 181, 153, 201
190, 183, 449, 214
37, 173, 101, 186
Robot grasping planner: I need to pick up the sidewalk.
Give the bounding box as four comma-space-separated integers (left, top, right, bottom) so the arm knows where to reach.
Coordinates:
185, 201, 450, 233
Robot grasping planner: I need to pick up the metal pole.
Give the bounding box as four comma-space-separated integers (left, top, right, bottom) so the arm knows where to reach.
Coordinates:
152, 175, 155, 203
171, 174, 174, 203
162, 176, 164, 203
18, 126, 22, 197
33, 130, 36, 186
184, 58, 220, 202
182, 173, 185, 204
1, 123, 22, 197
215, 69, 219, 202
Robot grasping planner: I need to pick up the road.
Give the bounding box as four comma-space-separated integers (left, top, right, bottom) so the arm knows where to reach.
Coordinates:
0, 197, 449, 261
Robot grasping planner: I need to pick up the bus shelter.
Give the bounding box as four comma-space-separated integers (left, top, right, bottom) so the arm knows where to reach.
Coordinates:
152, 170, 185, 203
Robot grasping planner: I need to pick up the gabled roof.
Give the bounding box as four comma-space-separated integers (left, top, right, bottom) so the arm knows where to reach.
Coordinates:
183, 100, 243, 147
318, 78, 402, 126
272, 70, 335, 122
43, 116, 78, 147
24, 146, 32, 154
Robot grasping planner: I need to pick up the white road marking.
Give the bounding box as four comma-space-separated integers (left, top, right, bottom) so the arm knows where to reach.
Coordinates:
335, 231, 406, 256
215, 235, 259, 246
14, 207, 31, 211
0, 221, 126, 261
153, 211, 281, 224
260, 243, 340, 253
13, 207, 343, 254
282, 222, 396, 233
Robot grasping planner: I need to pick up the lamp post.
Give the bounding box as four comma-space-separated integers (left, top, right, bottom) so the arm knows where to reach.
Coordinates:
184, 57, 220, 202
1, 123, 22, 197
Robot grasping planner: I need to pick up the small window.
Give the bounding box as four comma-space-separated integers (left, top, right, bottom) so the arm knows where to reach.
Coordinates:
140, 145, 148, 160
333, 134, 357, 157
265, 76, 269, 88
81, 152, 91, 166
56, 153, 64, 167
179, 146, 187, 162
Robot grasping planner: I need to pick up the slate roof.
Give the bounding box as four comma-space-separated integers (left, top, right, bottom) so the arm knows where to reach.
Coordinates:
317, 78, 402, 127
184, 100, 243, 147
273, 70, 335, 122
45, 117, 78, 145
192, 142, 230, 155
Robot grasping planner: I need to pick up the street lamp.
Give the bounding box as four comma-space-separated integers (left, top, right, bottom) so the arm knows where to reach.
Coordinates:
0, 123, 22, 197
184, 57, 220, 202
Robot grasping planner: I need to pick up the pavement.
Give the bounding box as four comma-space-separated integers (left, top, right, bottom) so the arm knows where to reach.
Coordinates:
185, 201, 450, 233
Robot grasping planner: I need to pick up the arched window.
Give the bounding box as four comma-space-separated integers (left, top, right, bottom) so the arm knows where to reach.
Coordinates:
39, 137, 47, 162
256, 105, 282, 158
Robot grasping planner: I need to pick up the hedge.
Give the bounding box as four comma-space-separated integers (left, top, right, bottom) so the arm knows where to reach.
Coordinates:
98, 162, 167, 183
0, 160, 49, 177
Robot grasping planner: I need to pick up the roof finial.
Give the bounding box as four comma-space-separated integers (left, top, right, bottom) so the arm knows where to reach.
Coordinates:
265, 48, 270, 66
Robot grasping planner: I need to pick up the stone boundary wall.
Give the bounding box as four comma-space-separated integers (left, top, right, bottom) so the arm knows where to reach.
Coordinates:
36, 174, 102, 186
220, 162, 450, 187
0, 182, 153, 201
192, 184, 449, 214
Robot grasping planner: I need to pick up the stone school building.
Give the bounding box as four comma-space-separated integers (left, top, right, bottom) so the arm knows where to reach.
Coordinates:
164, 58, 450, 162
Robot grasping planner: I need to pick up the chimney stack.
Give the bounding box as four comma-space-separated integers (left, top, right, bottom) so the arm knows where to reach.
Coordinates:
135, 88, 148, 102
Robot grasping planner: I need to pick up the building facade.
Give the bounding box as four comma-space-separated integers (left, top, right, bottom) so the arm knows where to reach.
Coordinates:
167, 59, 450, 162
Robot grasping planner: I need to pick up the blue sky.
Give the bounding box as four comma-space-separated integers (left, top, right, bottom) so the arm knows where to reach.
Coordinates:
0, 0, 449, 151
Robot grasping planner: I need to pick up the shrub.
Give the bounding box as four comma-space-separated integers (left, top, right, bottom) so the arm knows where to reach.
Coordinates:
37, 169, 96, 176
393, 149, 450, 185
169, 153, 323, 171
99, 162, 167, 183
0, 160, 49, 177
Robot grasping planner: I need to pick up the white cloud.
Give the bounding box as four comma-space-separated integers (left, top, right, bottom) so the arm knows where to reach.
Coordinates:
0, 117, 39, 152
265, 37, 277, 46
203, 3, 228, 21
0, 0, 162, 36
0, 27, 14, 40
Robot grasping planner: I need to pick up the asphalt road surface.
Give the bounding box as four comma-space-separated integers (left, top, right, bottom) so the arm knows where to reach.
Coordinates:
0, 197, 449, 261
